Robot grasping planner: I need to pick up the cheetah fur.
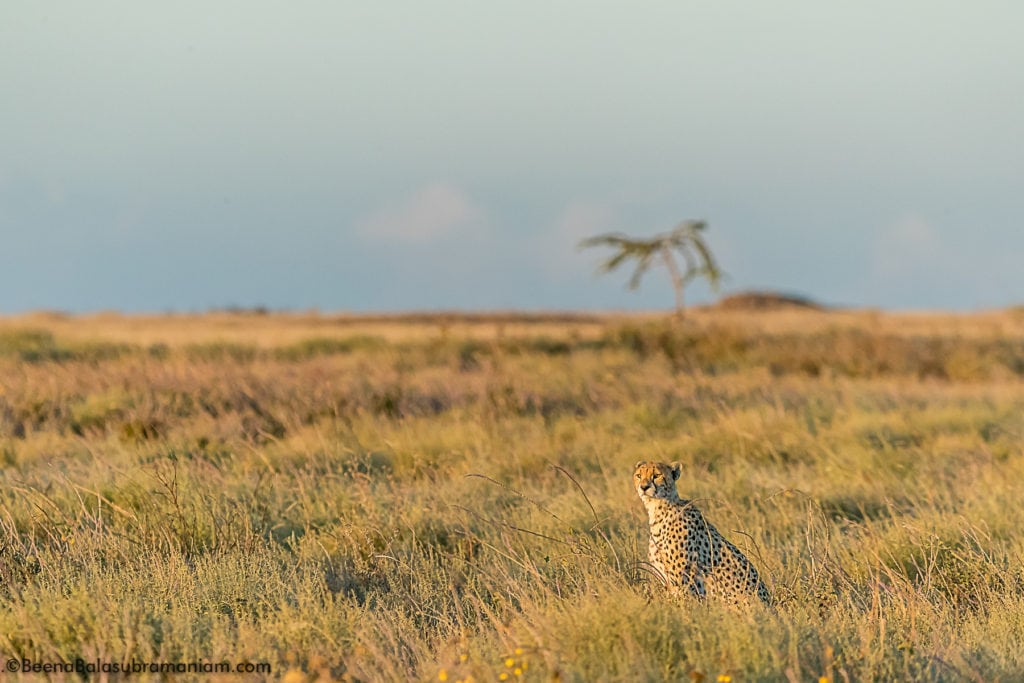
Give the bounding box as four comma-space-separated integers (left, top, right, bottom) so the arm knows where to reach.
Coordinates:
634, 460, 771, 604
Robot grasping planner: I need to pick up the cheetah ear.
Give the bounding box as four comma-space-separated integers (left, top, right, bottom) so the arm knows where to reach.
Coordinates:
633, 460, 644, 471
669, 461, 682, 481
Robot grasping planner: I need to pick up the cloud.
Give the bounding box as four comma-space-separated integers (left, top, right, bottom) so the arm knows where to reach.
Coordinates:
871, 215, 944, 279
356, 183, 484, 243
556, 202, 616, 243
865, 214, 966, 308
542, 201, 617, 278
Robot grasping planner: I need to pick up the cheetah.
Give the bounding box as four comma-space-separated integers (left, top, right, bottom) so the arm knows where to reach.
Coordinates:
634, 461, 771, 604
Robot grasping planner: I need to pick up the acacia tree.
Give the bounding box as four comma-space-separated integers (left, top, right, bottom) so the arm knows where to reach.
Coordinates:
579, 220, 722, 317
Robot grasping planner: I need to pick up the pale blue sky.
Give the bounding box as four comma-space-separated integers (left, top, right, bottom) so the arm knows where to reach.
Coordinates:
2, 2, 1022, 313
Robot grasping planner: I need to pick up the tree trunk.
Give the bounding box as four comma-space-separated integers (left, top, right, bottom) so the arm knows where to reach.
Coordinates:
660, 247, 685, 317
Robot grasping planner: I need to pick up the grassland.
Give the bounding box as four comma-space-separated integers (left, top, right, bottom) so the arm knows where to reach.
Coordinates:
2, 308, 1024, 681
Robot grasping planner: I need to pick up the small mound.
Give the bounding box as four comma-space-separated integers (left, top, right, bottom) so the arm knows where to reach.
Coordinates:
715, 290, 824, 311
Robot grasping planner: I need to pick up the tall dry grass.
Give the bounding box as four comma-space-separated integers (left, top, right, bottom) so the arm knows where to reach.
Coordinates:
1, 311, 1023, 681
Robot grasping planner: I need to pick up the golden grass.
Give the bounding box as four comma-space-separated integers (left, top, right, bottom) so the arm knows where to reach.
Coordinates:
6, 306, 1024, 347
1, 309, 1024, 681
1, 311, 614, 347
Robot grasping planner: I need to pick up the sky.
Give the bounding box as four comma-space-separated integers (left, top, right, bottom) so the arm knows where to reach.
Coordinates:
2, 2, 1023, 313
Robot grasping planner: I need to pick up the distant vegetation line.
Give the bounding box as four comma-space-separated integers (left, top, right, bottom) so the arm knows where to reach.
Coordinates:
213, 309, 615, 324
3, 321, 1024, 382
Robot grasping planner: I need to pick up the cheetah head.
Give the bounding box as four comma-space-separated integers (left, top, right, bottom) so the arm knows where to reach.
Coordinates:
633, 461, 682, 502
